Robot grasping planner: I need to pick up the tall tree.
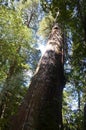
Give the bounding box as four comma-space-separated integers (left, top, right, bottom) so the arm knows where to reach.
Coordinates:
0, 2, 36, 129
41, 1, 86, 129
10, 23, 65, 130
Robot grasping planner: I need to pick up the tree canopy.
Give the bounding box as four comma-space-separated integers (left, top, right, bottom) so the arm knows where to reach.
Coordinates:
0, 0, 86, 130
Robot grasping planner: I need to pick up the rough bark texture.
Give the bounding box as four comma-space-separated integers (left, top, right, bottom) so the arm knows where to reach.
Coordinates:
10, 24, 65, 130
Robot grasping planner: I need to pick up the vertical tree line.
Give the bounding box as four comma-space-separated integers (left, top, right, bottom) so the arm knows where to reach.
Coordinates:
10, 24, 65, 130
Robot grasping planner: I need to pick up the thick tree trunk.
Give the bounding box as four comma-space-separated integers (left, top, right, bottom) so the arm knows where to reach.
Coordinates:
10, 24, 65, 130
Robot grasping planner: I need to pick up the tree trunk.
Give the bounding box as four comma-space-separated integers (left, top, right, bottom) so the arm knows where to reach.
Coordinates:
77, 90, 81, 110
10, 24, 65, 130
0, 59, 18, 119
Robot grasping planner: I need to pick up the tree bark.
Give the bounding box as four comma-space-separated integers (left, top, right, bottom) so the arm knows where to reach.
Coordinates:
10, 24, 65, 130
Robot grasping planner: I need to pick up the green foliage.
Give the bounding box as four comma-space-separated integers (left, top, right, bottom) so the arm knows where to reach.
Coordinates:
63, 86, 84, 130
0, 0, 86, 129
0, 3, 39, 129
41, 0, 86, 130
0, 4, 32, 83
38, 12, 54, 37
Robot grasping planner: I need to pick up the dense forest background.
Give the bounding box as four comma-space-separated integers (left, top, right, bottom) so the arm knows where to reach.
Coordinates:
0, 0, 86, 130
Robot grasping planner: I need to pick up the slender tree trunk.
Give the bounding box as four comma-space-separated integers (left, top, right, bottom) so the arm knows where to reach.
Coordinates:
77, 90, 81, 110
77, 0, 86, 41
0, 45, 21, 120
10, 24, 65, 130
0, 59, 18, 119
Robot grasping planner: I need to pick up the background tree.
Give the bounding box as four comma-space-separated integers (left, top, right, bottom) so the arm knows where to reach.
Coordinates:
0, 0, 40, 129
